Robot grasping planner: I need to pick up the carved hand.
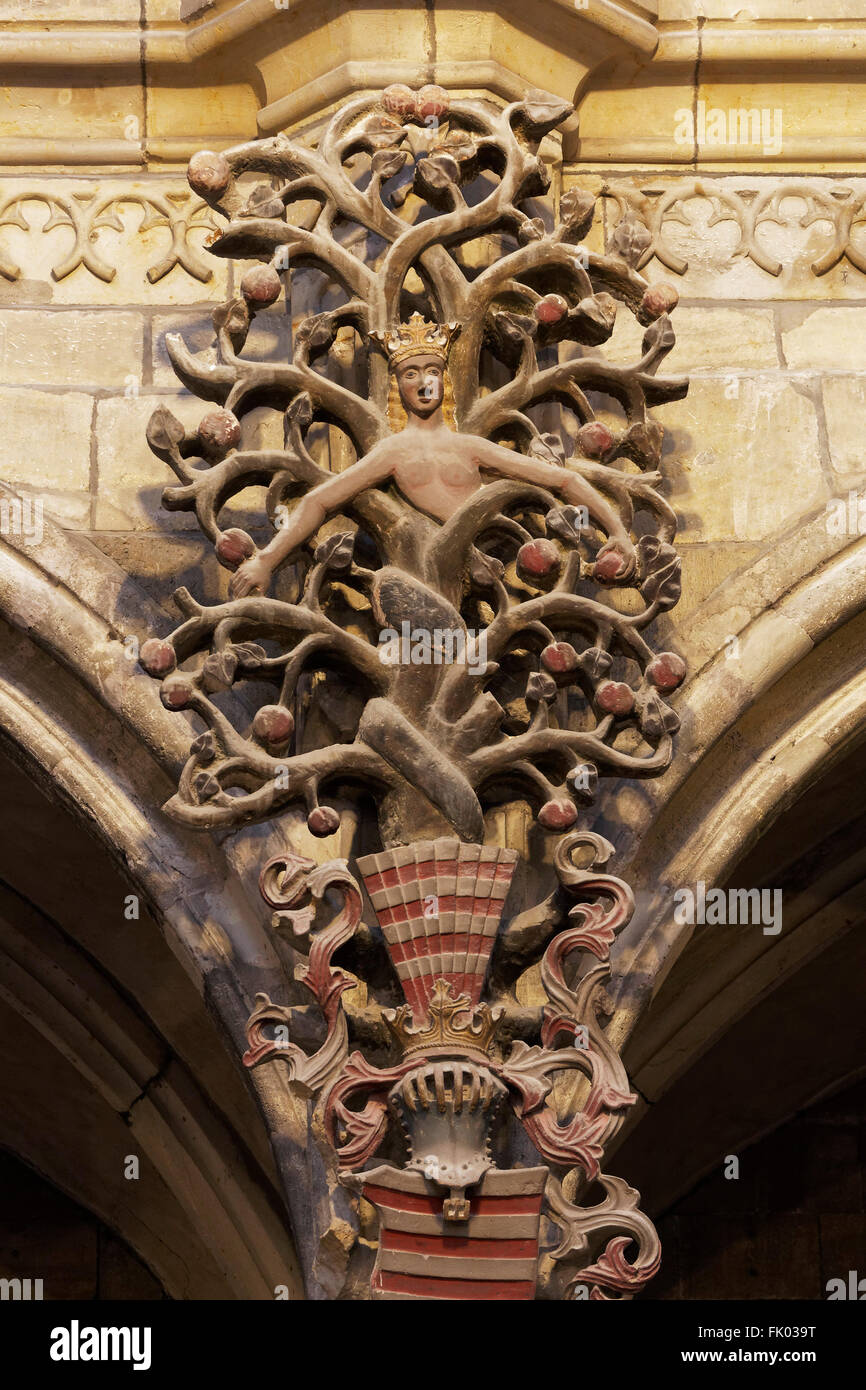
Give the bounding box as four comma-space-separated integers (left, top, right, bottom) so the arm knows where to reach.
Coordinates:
229, 553, 273, 597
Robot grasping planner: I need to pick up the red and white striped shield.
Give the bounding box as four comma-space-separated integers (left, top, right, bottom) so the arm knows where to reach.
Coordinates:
357, 1163, 548, 1301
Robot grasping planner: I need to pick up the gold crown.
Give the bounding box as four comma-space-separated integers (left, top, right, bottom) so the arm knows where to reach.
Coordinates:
386, 978, 502, 1060
371, 312, 459, 368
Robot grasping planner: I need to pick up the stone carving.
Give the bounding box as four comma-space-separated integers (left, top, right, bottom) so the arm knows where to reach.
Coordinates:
140, 82, 688, 1300
602, 177, 866, 279
0, 187, 216, 284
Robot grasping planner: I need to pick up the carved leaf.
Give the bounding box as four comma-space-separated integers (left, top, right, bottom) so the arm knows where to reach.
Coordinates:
546, 505, 587, 543
620, 419, 664, 469
512, 91, 574, 142
241, 184, 285, 220
518, 217, 545, 244
362, 115, 406, 150
639, 537, 682, 611
287, 393, 313, 430
610, 216, 652, 267
314, 530, 356, 572
415, 153, 460, 194
232, 641, 268, 669
371, 148, 408, 179
579, 646, 613, 682
526, 671, 557, 705
636, 688, 679, 741
529, 432, 566, 465
469, 550, 505, 587
201, 649, 239, 692
190, 730, 217, 763
641, 314, 675, 356
213, 296, 250, 341
146, 406, 186, 455
559, 187, 596, 238
193, 770, 222, 801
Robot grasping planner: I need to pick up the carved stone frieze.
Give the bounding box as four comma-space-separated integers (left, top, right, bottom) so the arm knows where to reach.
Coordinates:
0, 186, 217, 286
598, 176, 866, 284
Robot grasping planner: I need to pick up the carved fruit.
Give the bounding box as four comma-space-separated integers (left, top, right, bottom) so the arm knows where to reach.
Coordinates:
215, 528, 256, 570
416, 84, 450, 120
253, 704, 295, 746
577, 420, 613, 458
187, 150, 232, 198
538, 798, 578, 831
140, 638, 176, 676
534, 293, 568, 325
241, 265, 282, 308
517, 539, 560, 580
596, 681, 635, 716
160, 676, 195, 710
308, 806, 340, 837
541, 641, 579, 674
199, 409, 241, 458
594, 547, 628, 582
646, 652, 686, 691
381, 84, 416, 120
640, 283, 679, 320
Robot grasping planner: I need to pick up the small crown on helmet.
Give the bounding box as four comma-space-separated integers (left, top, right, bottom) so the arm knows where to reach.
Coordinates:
371, 311, 459, 368
386, 978, 502, 1061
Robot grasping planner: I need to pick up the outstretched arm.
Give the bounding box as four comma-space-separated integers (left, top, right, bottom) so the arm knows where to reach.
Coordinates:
471, 438, 636, 578
229, 443, 394, 596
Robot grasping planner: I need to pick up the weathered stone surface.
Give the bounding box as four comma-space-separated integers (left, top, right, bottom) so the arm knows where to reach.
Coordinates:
95, 395, 205, 531
0, 386, 92, 527
0, 310, 142, 389
604, 306, 777, 373
823, 376, 866, 487
0, 82, 144, 144
782, 307, 866, 372
657, 377, 826, 542
675, 541, 765, 619
94, 394, 266, 531
0, 0, 138, 17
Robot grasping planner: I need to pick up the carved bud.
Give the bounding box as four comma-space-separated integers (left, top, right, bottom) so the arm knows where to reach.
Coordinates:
516, 539, 560, 580
160, 676, 195, 710
646, 652, 686, 692
139, 638, 176, 677
541, 641, 579, 674
308, 806, 341, 837
381, 84, 417, 120
639, 282, 679, 323
187, 150, 232, 199
538, 798, 578, 831
534, 294, 568, 325
240, 265, 282, 308
253, 704, 295, 748
416, 84, 450, 120
215, 528, 256, 570
596, 681, 635, 716
576, 420, 613, 458
199, 409, 242, 459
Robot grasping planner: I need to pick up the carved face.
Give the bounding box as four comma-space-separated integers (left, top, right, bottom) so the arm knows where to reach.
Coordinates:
395, 353, 446, 418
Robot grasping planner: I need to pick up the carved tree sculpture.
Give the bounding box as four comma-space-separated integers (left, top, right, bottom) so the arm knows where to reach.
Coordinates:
140, 82, 689, 1301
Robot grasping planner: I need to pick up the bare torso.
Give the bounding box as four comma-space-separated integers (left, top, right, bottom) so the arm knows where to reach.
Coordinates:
380, 428, 492, 522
